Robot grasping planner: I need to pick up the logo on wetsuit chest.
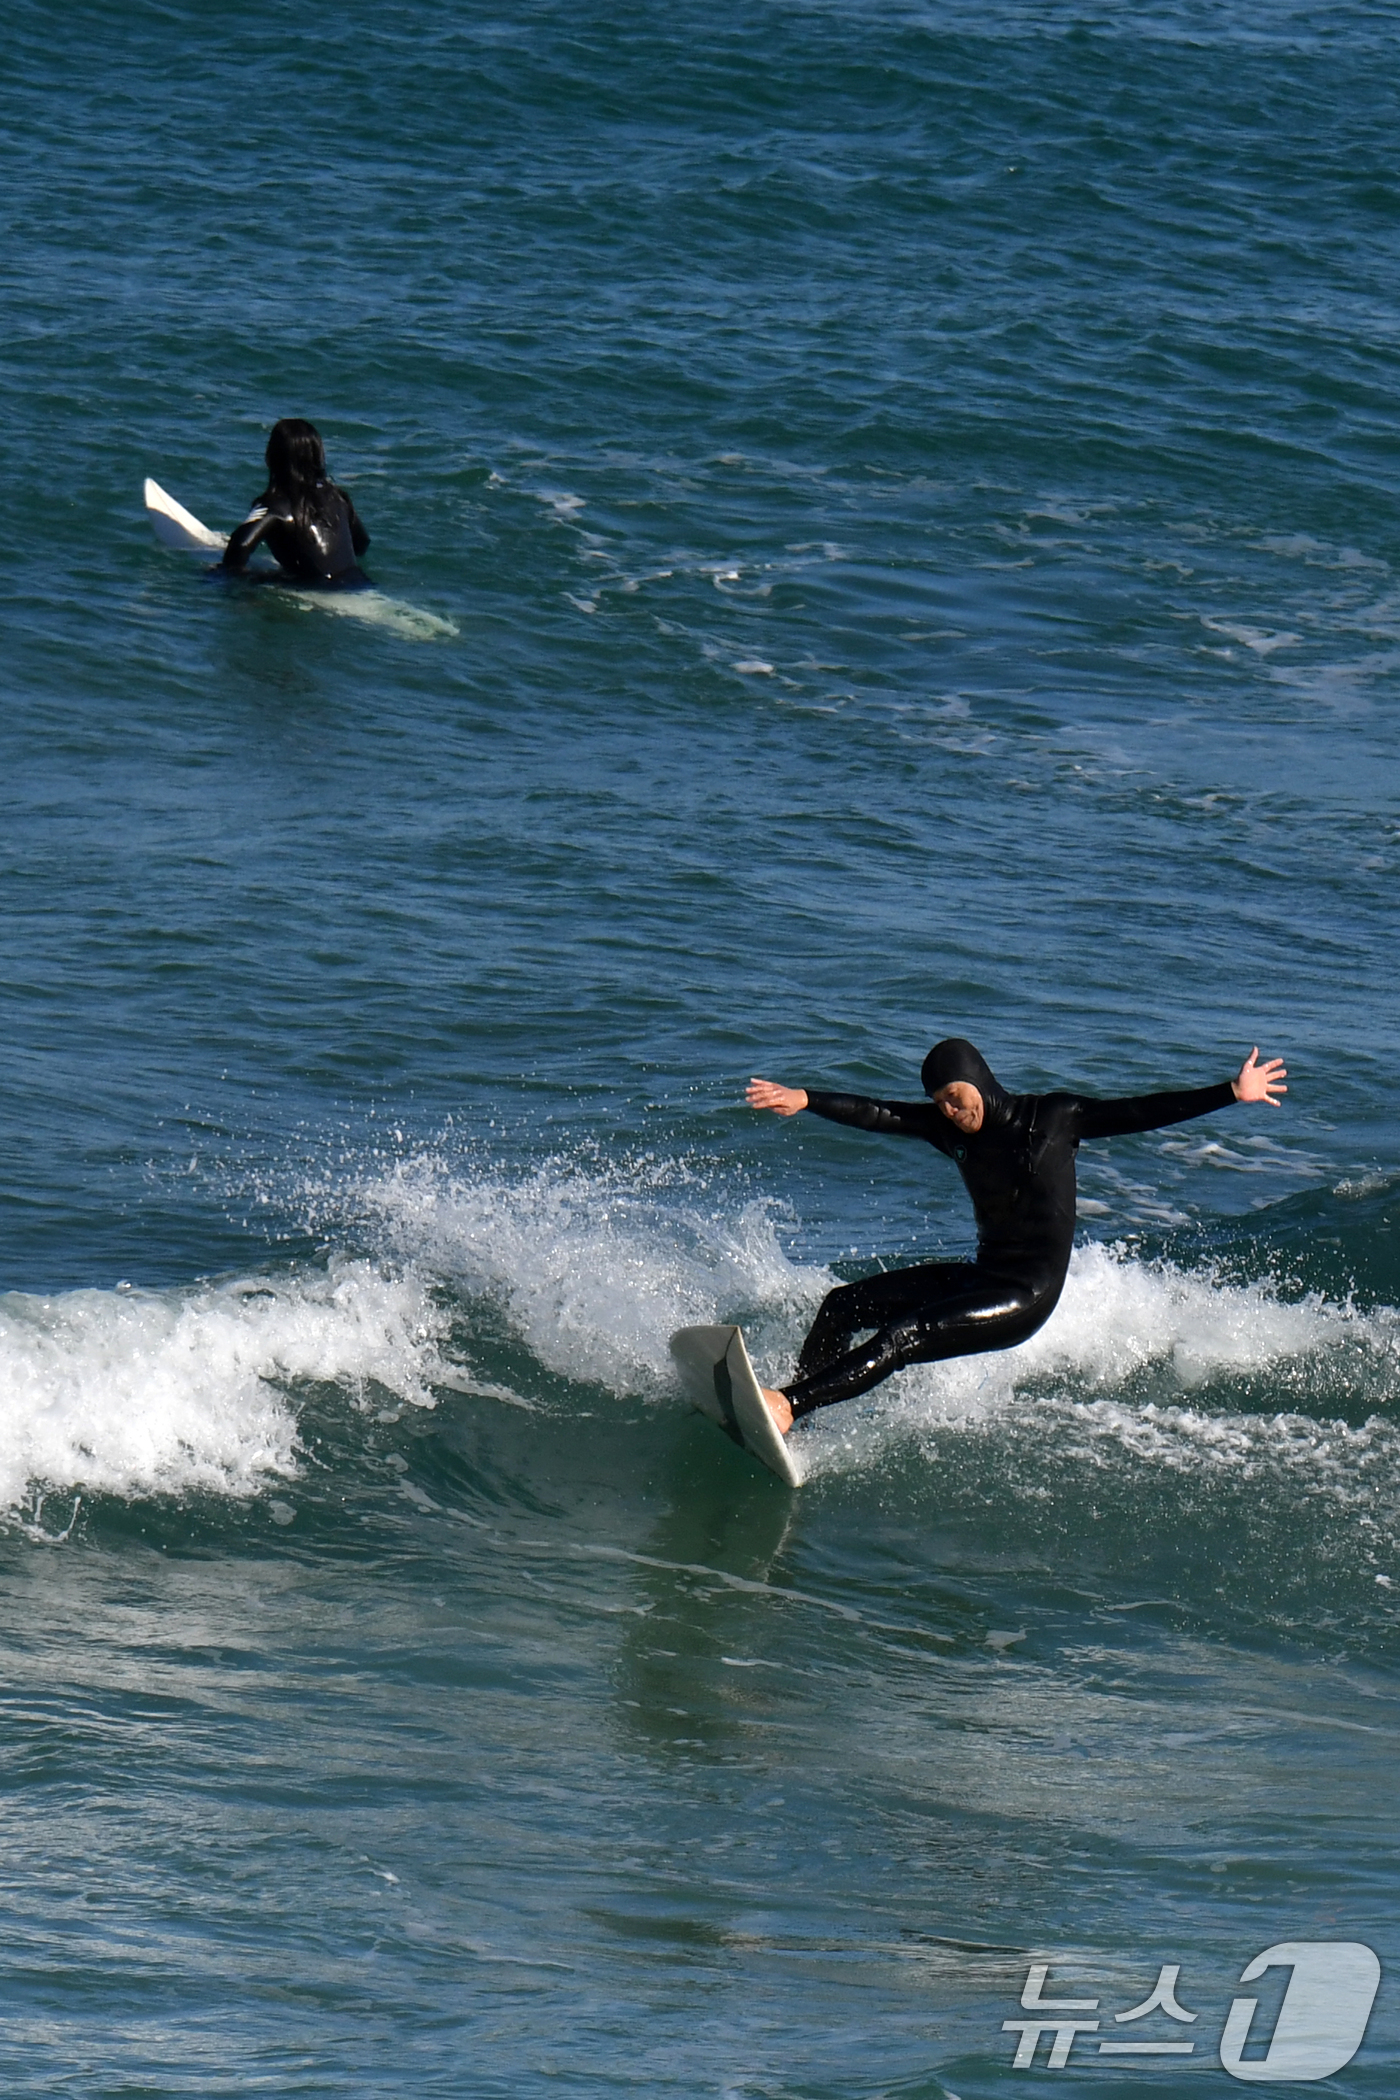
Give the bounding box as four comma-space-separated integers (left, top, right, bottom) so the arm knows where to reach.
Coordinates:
953, 1145, 967, 1163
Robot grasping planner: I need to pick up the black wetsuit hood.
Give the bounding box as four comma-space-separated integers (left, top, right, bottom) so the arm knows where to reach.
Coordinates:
920, 1038, 1011, 1122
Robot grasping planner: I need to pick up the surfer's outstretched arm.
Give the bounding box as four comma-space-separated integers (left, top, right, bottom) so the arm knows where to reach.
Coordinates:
1075, 1047, 1286, 1141
746, 1078, 944, 1140
1232, 1047, 1287, 1103
747, 1079, 807, 1115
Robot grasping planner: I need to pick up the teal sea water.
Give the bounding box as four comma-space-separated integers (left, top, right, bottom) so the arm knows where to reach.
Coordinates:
3, 2, 1400, 2091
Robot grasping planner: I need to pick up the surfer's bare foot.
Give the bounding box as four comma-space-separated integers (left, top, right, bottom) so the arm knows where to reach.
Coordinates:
761, 1387, 794, 1435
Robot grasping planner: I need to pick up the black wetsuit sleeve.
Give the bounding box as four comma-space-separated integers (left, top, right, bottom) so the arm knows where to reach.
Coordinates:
804, 1091, 951, 1145
339, 488, 370, 556
221, 509, 279, 572
1074, 1079, 1237, 1142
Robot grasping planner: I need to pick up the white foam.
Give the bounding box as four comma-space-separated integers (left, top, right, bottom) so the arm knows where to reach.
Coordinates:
0, 1259, 448, 1516
29, 1154, 1387, 1517
941, 1238, 1366, 1404
346, 1156, 1400, 1444
350, 1153, 818, 1397
1199, 615, 1300, 655
797, 1241, 1400, 1481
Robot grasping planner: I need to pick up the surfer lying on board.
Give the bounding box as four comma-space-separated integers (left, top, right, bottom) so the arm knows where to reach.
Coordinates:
746, 1040, 1287, 1434
220, 418, 371, 586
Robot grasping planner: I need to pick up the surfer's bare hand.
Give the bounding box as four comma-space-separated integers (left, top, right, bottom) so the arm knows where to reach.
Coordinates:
1233, 1047, 1287, 1105
747, 1078, 808, 1116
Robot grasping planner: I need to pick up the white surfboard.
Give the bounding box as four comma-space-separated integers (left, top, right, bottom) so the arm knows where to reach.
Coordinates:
141, 478, 459, 640
670, 1325, 801, 1486
144, 477, 227, 551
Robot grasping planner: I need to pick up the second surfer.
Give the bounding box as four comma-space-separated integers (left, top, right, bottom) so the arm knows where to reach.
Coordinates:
220, 418, 371, 587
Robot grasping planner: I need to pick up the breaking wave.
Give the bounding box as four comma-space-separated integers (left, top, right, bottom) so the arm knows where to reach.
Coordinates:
0, 1259, 448, 1516
4, 1150, 1396, 1515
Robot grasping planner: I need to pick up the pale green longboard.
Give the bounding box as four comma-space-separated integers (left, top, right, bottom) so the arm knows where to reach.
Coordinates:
669, 1325, 801, 1486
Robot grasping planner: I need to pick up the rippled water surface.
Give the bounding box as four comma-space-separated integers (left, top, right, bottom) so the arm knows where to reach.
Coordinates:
3, 2, 1400, 2093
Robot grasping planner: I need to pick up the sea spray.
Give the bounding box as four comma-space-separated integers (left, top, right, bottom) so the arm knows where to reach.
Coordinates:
340, 1148, 825, 1393
13, 1149, 1393, 1520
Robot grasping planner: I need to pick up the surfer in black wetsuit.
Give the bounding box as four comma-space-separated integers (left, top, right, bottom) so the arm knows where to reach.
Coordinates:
746, 1039, 1287, 1433
220, 418, 370, 585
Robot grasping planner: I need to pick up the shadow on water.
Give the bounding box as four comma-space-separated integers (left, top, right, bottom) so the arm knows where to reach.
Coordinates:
607, 1430, 804, 1766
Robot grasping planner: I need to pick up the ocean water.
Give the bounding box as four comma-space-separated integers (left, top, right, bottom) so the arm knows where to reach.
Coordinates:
2, 0, 1400, 2091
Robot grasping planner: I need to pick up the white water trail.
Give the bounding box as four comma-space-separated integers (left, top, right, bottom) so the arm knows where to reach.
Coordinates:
9, 1154, 1396, 1515
350, 1153, 813, 1395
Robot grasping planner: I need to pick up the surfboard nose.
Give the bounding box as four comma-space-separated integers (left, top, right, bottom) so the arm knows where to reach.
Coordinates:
670, 1325, 801, 1487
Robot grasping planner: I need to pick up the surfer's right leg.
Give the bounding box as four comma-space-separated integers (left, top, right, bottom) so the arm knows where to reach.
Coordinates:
760, 1263, 984, 1432
794, 1263, 984, 1381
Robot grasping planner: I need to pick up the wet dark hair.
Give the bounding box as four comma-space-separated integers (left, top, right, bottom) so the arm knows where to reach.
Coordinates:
260, 417, 337, 527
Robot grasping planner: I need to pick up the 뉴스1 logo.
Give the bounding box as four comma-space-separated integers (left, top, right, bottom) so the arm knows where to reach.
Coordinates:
1002, 1941, 1381, 2080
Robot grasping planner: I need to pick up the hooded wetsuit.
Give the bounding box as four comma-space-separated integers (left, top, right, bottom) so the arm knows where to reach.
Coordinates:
785, 1037, 1236, 1419
221, 483, 370, 585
